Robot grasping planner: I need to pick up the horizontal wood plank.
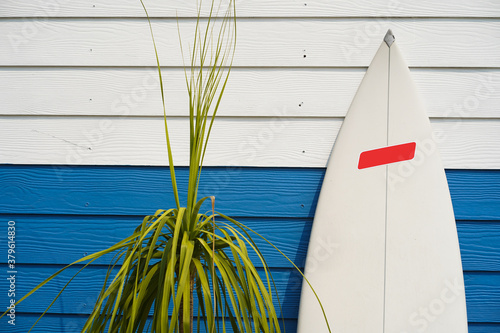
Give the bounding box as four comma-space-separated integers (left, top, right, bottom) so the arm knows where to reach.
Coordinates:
464, 272, 500, 323
1, 117, 499, 168
8, 314, 298, 333
457, 222, 500, 272
1, 68, 499, 118
13, 266, 300, 317
3, 215, 500, 272
469, 323, 500, 333
10, 265, 500, 323
9, 314, 500, 333
6, 216, 311, 268
0, 166, 324, 217
1, 19, 499, 67
0, 166, 499, 220
447, 170, 500, 221
1, 0, 499, 18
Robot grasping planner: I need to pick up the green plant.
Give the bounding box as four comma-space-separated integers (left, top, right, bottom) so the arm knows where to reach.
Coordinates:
2, 1, 330, 332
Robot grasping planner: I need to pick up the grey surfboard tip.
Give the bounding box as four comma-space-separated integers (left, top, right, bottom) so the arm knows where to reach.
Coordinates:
384, 29, 395, 47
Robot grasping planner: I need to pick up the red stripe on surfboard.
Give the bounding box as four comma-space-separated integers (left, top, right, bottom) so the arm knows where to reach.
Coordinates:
358, 142, 416, 169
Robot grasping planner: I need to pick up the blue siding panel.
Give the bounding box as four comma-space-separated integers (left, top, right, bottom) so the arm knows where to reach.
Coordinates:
7, 314, 299, 333
9, 266, 299, 318
457, 222, 500, 271
469, 323, 500, 333
0, 165, 323, 217
1, 166, 499, 219
5, 265, 500, 323
447, 170, 500, 221
1, 165, 499, 331
9, 315, 500, 333
2, 216, 500, 271
2, 215, 311, 268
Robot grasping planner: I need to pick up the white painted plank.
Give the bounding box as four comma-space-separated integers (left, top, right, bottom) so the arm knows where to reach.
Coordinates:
1, 0, 499, 18
1, 68, 499, 118
1, 117, 499, 169
1, 19, 499, 67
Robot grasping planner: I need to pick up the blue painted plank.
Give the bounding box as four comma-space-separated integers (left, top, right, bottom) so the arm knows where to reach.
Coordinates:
0, 165, 322, 217
469, 323, 500, 333
3, 215, 500, 272
447, 169, 500, 221
4, 313, 89, 333
7, 265, 500, 323
4, 215, 311, 268
464, 272, 500, 323
8, 313, 298, 333
11, 265, 300, 318
1, 166, 499, 219
8, 314, 500, 333
458, 222, 500, 271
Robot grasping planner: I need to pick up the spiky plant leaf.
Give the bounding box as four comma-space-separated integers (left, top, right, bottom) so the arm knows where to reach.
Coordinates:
1, 1, 331, 332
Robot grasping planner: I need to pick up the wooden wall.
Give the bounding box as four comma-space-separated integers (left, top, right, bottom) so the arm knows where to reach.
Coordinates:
1, 0, 499, 331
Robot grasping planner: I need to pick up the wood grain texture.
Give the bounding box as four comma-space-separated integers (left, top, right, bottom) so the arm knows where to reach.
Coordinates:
11, 314, 298, 333
6, 215, 312, 268
0, 166, 324, 217
10, 265, 500, 323
1, 19, 499, 67
14, 266, 300, 317
464, 272, 500, 322
4, 215, 500, 272
1, 0, 499, 18
9, 315, 500, 333
2, 68, 499, 118
457, 222, 500, 272
447, 170, 500, 220
468, 323, 500, 333
0, 166, 499, 220
1, 116, 499, 168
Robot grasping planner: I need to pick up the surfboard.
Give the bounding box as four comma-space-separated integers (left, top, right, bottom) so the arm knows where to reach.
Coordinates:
296, 30, 468, 333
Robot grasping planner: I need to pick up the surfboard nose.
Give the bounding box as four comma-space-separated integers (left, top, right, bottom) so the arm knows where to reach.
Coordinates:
384, 29, 395, 47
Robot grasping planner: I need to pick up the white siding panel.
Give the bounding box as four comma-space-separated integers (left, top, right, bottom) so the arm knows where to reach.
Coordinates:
1, 2, 499, 170
1, 19, 499, 67
1, 68, 499, 118
1, 117, 499, 169
1, 0, 499, 18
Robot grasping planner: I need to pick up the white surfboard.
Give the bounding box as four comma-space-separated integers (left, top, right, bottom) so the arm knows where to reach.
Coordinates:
297, 30, 468, 333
